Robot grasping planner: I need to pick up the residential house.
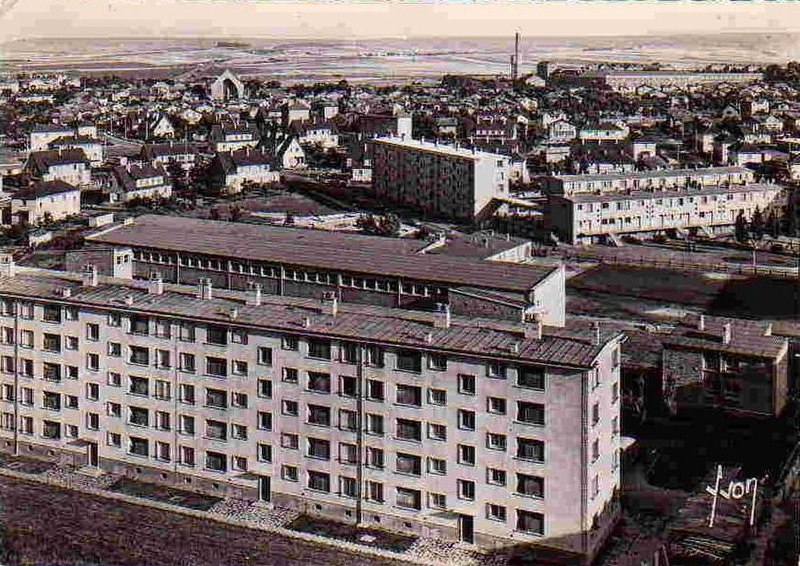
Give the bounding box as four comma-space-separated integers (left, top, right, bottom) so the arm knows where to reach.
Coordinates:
10, 180, 81, 225
140, 142, 202, 171
109, 163, 173, 203
210, 123, 259, 153
29, 124, 73, 152
210, 148, 279, 194
26, 149, 91, 187
48, 135, 104, 166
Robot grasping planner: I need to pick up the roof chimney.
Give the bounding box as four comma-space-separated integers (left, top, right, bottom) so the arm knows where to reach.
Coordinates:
229, 307, 239, 320
593, 321, 601, 346
246, 282, 262, 307
82, 264, 98, 287
722, 322, 732, 345
698, 314, 705, 331
524, 320, 543, 340
302, 316, 311, 328
433, 303, 451, 329
197, 278, 213, 300
764, 322, 773, 337
320, 291, 338, 317
509, 341, 520, 354
147, 271, 164, 295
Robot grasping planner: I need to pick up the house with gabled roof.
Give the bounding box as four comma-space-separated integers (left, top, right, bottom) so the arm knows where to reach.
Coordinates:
25, 149, 91, 187
109, 163, 173, 203
210, 147, 279, 194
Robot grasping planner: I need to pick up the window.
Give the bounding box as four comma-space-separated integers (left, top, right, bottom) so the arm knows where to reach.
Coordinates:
340, 342, 358, 364
592, 439, 600, 462
20, 387, 33, 406
108, 432, 121, 447
396, 487, 421, 510
206, 325, 227, 346
338, 409, 357, 431
257, 379, 272, 398
206, 451, 227, 472
232, 423, 248, 440
396, 384, 422, 406
155, 319, 171, 339
129, 376, 149, 396
107, 342, 121, 357
206, 357, 227, 377
458, 445, 476, 466
86, 353, 100, 371
308, 471, 330, 492
258, 443, 272, 463
205, 388, 228, 409
487, 362, 507, 379
43, 305, 61, 323
282, 335, 299, 351
43, 333, 61, 353
516, 510, 544, 535
367, 379, 384, 401
518, 402, 545, 426
179, 323, 195, 342
307, 438, 330, 460
86, 383, 99, 401
487, 504, 507, 522
428, 388, 446, 405
458, 410, 475, 431
366, 447, 384, 469
340, 476, 358, 498
307, 339, 331, 360
428, 354, 447, 371
282, 465, 298, 482
108, 372, 121, 387
339, 375, 357, 397
517, 474, 545, 498
86, 323, 100, 341
428, 423, 447, 441
487, 468, 507, 486
365, 346, 384, 368
231, 391, 248, 408
257, 411, 272, 430
308, 404, 331, 426
458, 374, 476, 395
156, 350, 171, 369
19, 330, 33, 348
518, 366, 545, 390
487, 432, 507, 451
592, 403, 600, 426
612, 382, 619, 404
232, 360, 248, 376
64, 307, 78, 321
231, 330, 247, 345
282, 399, 299, 416
179, 384, 195, 404
396, 418, 422, 441
366, 413, 384, 436
308, 372, 331, 393
43, 362, 61, 382
281, 433, 299, 450
487, 397, 507, 415
429, 493, 446, 510
129, 346, 149, 366
66, 365, 78, 380
129, 437, 149, 457
206, 420, 227, 441
283, 368, 299, 383
179, 353, 196, 373
156, 441, 171, 462
396, 350, 421, 373
20, 416, 33, 434
258, 347, 273, 366
129, 406, 149, 427
43, 391, 61, 411
180, 415, 195, 435
366, 481, 384, 503
428, 457, 447, 475
517, 438, 545, 462
129, 316, 149, 336
339, 442, 358, 465
396, 453, 422, 476
457, 479, 475, 501
108, 313, 122, 327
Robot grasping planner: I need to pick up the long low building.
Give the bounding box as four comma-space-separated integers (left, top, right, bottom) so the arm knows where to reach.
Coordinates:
81, 215, 566, 327
560, 70, 763, 92
550, 183, 784, 244
0, 259, 623, 562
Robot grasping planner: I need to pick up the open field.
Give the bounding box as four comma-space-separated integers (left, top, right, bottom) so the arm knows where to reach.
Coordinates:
0, 476, 411, 566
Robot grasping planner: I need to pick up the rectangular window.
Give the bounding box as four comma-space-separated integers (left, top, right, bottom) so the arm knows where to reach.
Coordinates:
156, 350, 171, 369
396, 418, 422, 441
180, 415, 195, 435
366, 481, 384, 503
516, 474, 545, 498
428, 354, 447, 371
307, 437, 330, 460
282, 399, 299, 416
487, 468, 507, 486
458, 409, 476, 431
307, 339, 331, 360
339, 375, 357, 397
487, 504, 507, 522
258, 379, 272, 398
428, 457, 446, 475
396, 452, 422, 476
129, 346, 149, 366
518, 402, 545, 426
307, 372, 331, 393
257, 347, 273, 366
179, 353, 196, 373
282, 335, 299, 351
205, 388, 228, 409
129, 316, 149, 336
516, 510, 544, 535
458, 444, 476, 466
86, 353, 99, 371
487, 397, 507, 415
129, 406, 149, 427
129, 376, 149, 396
308, 471, 330, 492
365, 346, 385, 368
340, 476, 358, 498
517, 438, 545, 462
458, 374, 476, 395
179, 323, 195, 342
339, 409, 357, 431
308, 404, 331, 426
366, 447, 384, 469
205, 420, 227, 441
86, 382, 99, 401
282, 465, 298, 482
396, 487, 421, 510
156, 411, 171, 431
258, 443, 272, 463
429, 493, 446, 510
487, 432, 507, 451
129, 437, 149, 457
396, 384, 422, 406
206, 357, 227, 377
366, 413, 384, 436
282, 367, 299, 383
487, 362, 507, 379
232, 423, 248, 440
367, 380, 384, 401
396, 349, 421, 373
43, 305, 61, 323
155, 319, 171, 339
43, 333, 61, 353
206, 325, 227, 346
205, 451, 227, 472
340, 343, 358, 364
428, 423, 447, 441
457, 479, 475, 501
428, 388, 446, 405
281, 433, 299, 450
179, 383, 195, 404
257, 411, 272, 430
43, 362, 61, 382
232, 360, 248, 376
339, 442, 358, 465
86, 323, 100, 341
107, 342, 122, 357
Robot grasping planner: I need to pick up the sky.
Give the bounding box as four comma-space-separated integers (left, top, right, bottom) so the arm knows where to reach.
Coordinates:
2, 0, 800, 42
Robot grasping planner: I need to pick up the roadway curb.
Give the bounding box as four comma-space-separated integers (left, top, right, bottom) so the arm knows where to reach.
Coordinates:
0, 467, 448, 566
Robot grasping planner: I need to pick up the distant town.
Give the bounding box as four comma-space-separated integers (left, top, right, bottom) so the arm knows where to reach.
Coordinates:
2, 46, 800, 566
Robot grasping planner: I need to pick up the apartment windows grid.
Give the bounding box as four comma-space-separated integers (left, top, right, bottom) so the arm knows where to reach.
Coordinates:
457, 374, 476, 395
458, 444, 476, 466
458, 409, 475, 431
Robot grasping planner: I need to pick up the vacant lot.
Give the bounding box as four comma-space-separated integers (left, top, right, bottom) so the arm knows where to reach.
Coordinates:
0, 477, 410, 566
568, 264, 800, 320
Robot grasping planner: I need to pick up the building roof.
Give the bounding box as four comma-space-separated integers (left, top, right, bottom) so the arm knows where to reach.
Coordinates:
0, 268, 611, 369
14, 180, 79, 200
140, 142, 200, 159
30, 123, 72, 134
87, 215, 557, 293
372, 136, 509, 162
111, 164, 168, 193
664, 315, 787, 360
27, 149, 90, 173
216, 149, 272, 173
555, 182, 781, 204
551, 166, 752, 184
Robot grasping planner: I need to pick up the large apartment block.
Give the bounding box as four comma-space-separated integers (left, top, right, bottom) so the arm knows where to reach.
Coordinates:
370, 137, 510, 222
0, 261, 622, 561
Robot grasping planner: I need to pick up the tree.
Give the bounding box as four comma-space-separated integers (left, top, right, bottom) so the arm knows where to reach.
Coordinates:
734, 210, 749, 244
229, 204, 243, 222
750, 206, 765, 241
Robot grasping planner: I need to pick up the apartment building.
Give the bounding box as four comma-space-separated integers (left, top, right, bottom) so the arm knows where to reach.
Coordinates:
663, 316, 789, 417
85, 215, 565, 327
370, 137, 510, 222
568, 71, 762, 92
543, 166, 755, 196
0, 260, 623, 562
550, 182, 784, 244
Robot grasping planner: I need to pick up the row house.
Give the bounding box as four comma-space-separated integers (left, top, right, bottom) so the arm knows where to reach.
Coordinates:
109, 164, 173, 204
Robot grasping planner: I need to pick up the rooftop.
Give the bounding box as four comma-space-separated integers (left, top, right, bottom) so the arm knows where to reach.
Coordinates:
14, 180, 79, 200
664, 315, 787, 360
87, 215, 556, 294
555, 182, 780, 204
372, 136, 509, 162
551, 166, 751, 184
0, 268, 612, 369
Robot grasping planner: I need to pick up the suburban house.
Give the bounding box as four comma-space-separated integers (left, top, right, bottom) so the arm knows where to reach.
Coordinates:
210, 148, 279, 194
283, 100, 312, 125
29, 123, 74, 152
209, 123, 259, 152
25, 149, 91, 187
10, 180, 81, 225
293, 121, 340, 149
48, 135, 104, 166
547, 120, 577, 143
109, 163, 173, 203
140, 142, 202, 171
273, 136, 307, 169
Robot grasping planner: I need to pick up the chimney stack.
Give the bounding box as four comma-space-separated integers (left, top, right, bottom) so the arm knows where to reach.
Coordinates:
764, 322, 773, 337
246, 282, 262, 307
302, 316, 311, 328
722, 322, 732, 345
509, 341, 520, 354
147, 271, 164, 295
197, 278, 213, 300
698, 314, 705, 331
433, 303, 451, 329
320, 291, 338, 317
524, 320, 543, 340
229, 307, 239, 320
82, 264, 98, 287
593, 321, 601, 346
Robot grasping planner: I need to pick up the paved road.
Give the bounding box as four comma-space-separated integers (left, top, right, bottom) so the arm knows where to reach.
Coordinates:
0, 476, 412, 566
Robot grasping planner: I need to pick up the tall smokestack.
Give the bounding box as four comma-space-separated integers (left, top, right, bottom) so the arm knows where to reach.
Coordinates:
512, 32, 520, 80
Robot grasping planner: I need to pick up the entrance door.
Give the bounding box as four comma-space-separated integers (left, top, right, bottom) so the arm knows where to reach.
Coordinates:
258, 476, 271, 503
458, 514, 474, 544
88, 442, 98, 467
